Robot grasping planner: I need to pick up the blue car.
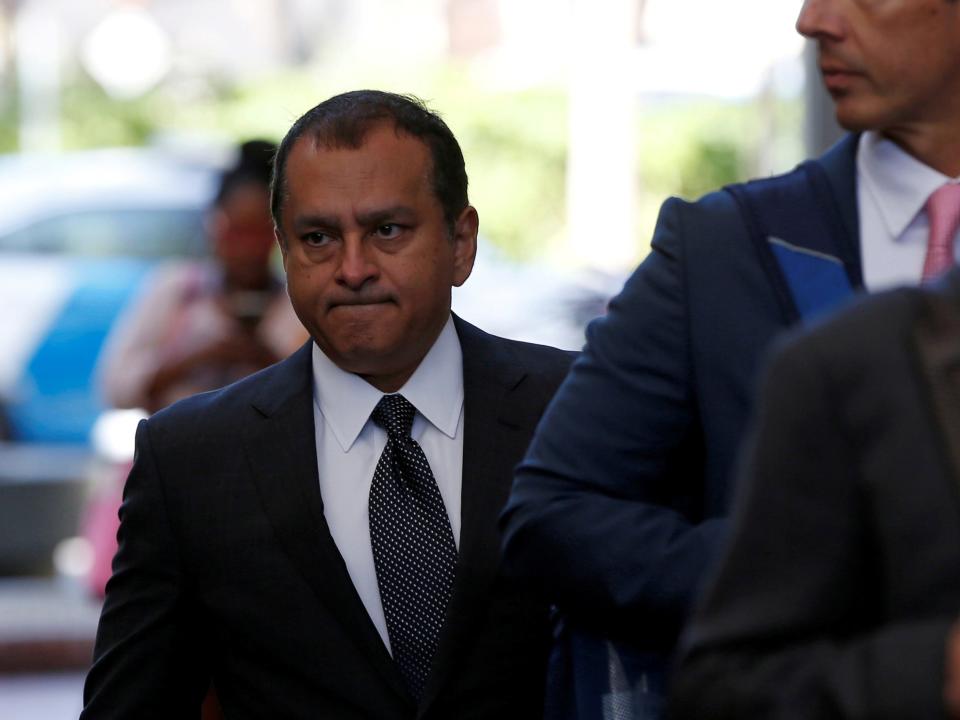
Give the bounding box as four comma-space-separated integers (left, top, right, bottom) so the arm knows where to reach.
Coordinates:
0, 147, 221, 445
0, 147, 223, 572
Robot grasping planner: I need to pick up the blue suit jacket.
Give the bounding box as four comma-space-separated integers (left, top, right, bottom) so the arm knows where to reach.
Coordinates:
500, 136, 863, 655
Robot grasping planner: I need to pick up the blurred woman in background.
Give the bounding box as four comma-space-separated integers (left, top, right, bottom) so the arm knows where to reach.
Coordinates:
99, 139, 305, 413
85, 140, 306, 603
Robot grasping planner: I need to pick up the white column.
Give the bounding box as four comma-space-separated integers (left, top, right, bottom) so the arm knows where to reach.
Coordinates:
566, 0, 638, 271
15, 0, 62, 152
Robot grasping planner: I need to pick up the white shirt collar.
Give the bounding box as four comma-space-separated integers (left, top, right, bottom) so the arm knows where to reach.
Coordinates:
858, 131, 956, 240
311, 314, 463, 451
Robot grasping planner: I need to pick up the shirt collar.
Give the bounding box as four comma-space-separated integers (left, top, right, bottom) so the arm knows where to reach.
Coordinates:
858, 131, 956, 240
312, 314, 463, 451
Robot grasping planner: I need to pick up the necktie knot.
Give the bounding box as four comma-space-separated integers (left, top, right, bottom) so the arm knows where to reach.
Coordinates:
372, 394, 416, 441
922, 182, 960, 281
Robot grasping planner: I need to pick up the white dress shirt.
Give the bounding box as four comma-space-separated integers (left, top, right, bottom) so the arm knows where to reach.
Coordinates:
857, 131, 960, 290
311, 315, 464, 653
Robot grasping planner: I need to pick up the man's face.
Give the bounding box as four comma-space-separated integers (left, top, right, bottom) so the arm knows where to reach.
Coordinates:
797, 0, 960, 136
277, 122, 477, 392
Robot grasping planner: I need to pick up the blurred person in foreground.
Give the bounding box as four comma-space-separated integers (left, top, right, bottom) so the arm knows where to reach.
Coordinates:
81, 90, 573, 719
670, 267, 960, 718
99, 139, 305, 414
499, 0, 960, 715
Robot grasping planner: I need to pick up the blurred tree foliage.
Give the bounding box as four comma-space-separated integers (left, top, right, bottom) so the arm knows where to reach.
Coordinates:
2, 64, 801, 263
435, 75, 569, 262
634, 96, 802, 254
60, 78, 159, 149
637, 97, 802, 199
0, 107, 17, 153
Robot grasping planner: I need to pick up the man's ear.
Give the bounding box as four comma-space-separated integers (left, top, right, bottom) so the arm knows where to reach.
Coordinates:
275, 227, 288, 272
451, 205, 478, 287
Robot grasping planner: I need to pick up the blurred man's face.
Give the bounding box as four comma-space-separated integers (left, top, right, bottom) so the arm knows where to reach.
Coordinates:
277, 122, 477, 392
797, 0, 960, 136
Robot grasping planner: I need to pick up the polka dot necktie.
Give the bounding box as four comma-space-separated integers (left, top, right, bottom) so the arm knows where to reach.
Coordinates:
368, 393, 458, 701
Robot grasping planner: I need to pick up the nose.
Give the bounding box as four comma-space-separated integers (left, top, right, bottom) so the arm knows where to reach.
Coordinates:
796, 0, 843, 41
336, 236, 379, 290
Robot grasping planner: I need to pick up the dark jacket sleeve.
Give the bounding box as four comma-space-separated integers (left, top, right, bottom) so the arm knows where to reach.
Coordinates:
81, 419, 209, 718
499, 196, 726, 645
669, 331, 951, 720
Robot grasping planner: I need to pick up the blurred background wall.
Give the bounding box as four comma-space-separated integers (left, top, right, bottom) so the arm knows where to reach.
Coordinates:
1, 0, 830, 270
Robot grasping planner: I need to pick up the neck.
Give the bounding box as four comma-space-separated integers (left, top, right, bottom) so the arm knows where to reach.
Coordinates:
361, 369, 414, 394
357, 313, 451, 394
882, 123, 960, 178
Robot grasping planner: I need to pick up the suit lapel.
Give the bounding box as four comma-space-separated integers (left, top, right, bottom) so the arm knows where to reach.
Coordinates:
240, 342, 410, 703
777, 133, 861, 302
816, 132, 860, 266
419, 316, 530, 711
727, 133, 862, 326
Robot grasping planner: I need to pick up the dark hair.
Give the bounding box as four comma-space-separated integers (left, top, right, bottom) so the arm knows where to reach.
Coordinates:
270, 90, 468, 232
215, 139, 277, 207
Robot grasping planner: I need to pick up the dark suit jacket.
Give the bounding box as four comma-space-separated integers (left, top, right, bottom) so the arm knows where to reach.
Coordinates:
81, 315, 574, 720
500, 136, 863, 650
670, 268, 960, 719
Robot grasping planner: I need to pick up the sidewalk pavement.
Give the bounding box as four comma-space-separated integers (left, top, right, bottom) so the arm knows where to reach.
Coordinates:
0, 576, 100, 674
0, 672, 85, 720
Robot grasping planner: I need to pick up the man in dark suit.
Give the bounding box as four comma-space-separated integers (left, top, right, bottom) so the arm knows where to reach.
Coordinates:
499, 0, 960, 714
81, 90, 573, 719
670, 268, 960, 718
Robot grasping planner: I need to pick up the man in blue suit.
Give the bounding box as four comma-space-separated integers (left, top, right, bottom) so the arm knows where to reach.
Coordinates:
499, 0, 960, 715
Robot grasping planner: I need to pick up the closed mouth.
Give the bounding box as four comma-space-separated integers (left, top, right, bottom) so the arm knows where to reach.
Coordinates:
329, 299, 393, 310
819, 65, 862, 94
818, 58, 861, 78
821, 67, 856, 77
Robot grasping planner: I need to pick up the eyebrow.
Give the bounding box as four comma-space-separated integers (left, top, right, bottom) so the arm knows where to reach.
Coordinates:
355, 205, 417, 227
291, 205, 418, 235
291, 213, 340, 234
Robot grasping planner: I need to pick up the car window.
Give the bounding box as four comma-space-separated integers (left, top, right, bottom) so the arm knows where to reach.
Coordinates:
0, 208, 207, 259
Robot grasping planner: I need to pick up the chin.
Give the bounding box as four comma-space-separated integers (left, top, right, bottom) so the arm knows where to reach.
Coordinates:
328, 341, 386, 370
832, 99, 890, 134
833, 105, 863, 132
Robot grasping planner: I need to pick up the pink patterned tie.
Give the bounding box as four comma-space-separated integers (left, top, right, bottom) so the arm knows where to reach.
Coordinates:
922, 183, 960, 281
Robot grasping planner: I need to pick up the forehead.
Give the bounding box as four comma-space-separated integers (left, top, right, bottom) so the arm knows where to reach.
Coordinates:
284, 124, 434, 206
